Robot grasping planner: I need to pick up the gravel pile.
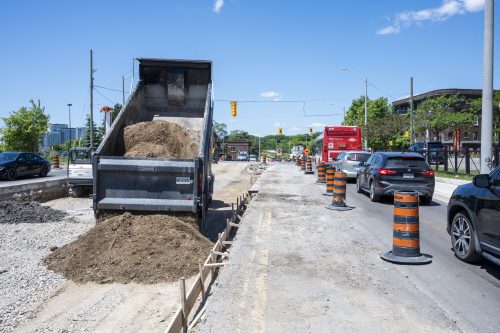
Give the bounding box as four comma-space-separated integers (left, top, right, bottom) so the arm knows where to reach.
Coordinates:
0, 201, 66, 224
246, 162, 270, 175
0, 198, 94, 333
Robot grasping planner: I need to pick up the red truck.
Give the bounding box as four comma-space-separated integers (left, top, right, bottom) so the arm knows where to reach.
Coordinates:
319, 126, 362, 163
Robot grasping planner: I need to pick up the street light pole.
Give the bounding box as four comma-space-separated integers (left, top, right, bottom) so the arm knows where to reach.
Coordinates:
339, 68, 369, 150
67, 103, 72, 148
480, 0, 494, 174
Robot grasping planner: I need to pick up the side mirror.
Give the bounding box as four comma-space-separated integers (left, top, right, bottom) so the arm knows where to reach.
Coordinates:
473, 174, 490, 188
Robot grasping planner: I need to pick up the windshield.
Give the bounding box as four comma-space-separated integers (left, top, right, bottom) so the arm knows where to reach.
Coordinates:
0, 152, 20, 161
70, 150, 91, 163
386, 157, 428, 168
346, 153, 370, 162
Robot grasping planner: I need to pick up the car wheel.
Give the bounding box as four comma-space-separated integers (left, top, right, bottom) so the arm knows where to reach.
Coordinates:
356, 176, 362, 193
6, 168, 17, 181
369, 181, 380, 202
451, 212, 482, 263
39, 166, 48, 177
421, 196, 432, 205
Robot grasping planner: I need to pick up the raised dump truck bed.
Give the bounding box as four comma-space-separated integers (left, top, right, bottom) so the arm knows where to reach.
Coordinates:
93, 58, 214, 229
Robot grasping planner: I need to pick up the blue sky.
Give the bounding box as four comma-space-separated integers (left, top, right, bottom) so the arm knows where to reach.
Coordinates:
0, 0, 497, 136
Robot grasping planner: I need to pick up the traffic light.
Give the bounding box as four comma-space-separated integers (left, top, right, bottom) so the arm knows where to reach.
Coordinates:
278, 128, 283, 136
308, 127, 313, 134
230, 101, 237, 117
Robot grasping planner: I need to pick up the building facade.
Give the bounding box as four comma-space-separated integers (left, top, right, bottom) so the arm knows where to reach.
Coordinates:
41, 124, 86, 149
392, 89, 491, 148
220, 141, 251, 161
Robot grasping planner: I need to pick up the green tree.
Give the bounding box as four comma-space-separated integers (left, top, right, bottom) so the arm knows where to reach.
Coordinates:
213, 121, 228, 138
364, 114, 407, 150
0, 99, 50, 152
112, 103, 122, 123
82, 115, 101, 148
468, 91, 500, 143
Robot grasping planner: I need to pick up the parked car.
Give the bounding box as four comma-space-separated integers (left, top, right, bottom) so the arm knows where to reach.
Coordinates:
356, 152, 435, 203
447, 165, 500, 265
249, 154, 257, 162
333, 151, 371, 179
237, 151, 249, 161
408, 141, 446, 165
0, 152, 51, 181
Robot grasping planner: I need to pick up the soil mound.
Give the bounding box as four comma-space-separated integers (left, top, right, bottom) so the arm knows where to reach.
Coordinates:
123, 121, 200, 159
43, 213, 212, 284
0, 201, 66, 224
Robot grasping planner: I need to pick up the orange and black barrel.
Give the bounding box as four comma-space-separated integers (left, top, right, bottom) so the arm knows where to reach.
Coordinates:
295, 156, 300, 166
332, 171, 347, 207
300, 156, 306, 170
52, 155, 60, 169
316, 162, 326, 183
305, 156, 314, 174
262, 154, 267, 164
324, 166, 334, 196
380, 191, 431, 264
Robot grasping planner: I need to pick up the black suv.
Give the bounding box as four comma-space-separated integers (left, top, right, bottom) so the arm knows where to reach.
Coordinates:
447, 166, 500, 265
408, 141, 446, 165
356, 152, 435, 204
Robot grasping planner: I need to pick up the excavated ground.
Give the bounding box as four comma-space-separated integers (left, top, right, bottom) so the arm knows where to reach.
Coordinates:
44, 213, 212, 284
123, 120, 200, 159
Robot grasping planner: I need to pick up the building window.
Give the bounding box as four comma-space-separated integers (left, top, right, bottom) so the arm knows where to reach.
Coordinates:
473, 132, 478, 140
230, 147, 236, 153
464, 132, 469, 139
448, 132, 453, 140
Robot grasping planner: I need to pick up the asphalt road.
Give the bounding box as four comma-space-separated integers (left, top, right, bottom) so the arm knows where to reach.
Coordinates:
0, 168, 67, 188
347, 182, 500, 332
201, 162, 500, 333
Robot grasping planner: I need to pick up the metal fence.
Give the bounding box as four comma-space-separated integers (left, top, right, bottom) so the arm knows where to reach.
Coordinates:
435, 147, 500, 175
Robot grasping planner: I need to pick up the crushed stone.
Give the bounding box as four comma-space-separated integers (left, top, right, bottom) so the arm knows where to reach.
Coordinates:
0, 201, 66, 224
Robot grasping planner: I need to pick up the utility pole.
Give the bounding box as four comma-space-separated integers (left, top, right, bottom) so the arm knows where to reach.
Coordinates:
343, 107, 346, 124
410, 77, 414, 145
122, 75, 125, 105
67, 103, 72, 148
90, 49, 94, 148
364, 76, 368, 150
481, 0, 494, 174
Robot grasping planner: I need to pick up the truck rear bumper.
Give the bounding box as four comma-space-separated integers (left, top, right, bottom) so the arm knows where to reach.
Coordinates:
97, 198, 196, 213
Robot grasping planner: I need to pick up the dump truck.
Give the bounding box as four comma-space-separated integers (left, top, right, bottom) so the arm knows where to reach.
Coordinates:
67, 147, 93, 197
93, 58, 214, 229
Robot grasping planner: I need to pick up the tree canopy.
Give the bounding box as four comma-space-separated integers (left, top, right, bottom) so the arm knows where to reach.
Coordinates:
0, 99, 50, 152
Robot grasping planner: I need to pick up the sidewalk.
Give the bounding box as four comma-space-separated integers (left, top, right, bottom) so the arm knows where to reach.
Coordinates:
433, 177, 469, 203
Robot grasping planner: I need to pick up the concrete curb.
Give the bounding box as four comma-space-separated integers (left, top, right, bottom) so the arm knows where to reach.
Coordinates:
435, 177, 470, 186
0, 179, 68, 202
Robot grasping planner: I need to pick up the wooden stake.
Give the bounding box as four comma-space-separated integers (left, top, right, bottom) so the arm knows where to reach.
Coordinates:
180, 278, 187, 333
199, 262, 205, 301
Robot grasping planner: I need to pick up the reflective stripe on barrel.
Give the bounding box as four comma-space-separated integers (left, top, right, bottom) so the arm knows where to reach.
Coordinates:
301, 156, 306, 170
306, 158, 312, 171
392, 191, 421, 257
326, 167, 335, 193
332, 171, 347, 206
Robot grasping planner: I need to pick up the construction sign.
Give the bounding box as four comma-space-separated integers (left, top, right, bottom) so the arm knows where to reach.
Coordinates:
304, 148, 310, 155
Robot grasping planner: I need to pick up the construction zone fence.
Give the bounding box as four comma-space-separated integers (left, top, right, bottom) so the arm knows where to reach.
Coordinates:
165, 192, 250, 333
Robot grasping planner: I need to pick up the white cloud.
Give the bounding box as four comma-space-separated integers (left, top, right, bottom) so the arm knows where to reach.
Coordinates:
213, 0, 224, 13
377, 0, 484, 35
260, 91, 280, 101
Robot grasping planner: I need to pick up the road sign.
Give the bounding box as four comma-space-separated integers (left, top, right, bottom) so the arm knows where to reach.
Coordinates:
304, 148, 310, 155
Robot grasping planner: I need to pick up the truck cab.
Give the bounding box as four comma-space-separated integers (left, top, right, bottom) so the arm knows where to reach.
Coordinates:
68, 147, 93, 197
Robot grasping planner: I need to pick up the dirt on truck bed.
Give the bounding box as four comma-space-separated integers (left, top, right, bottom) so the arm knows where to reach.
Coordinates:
123, 120, 200, 159
44, 213, 212, 284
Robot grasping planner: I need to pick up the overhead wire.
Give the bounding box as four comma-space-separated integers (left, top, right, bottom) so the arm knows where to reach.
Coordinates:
213, 99, 340, 117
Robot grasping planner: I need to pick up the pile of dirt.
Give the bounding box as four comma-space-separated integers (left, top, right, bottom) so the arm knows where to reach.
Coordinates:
0, 201, 66, 224
43, 213, 213, 284
123, 120, 200, 159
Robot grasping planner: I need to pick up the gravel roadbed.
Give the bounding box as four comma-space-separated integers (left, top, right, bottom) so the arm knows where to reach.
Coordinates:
0, 198, 94, 333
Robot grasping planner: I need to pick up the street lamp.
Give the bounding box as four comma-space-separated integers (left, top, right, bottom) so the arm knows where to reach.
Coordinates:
67, 103, 72, 148
339, 68, 368, 150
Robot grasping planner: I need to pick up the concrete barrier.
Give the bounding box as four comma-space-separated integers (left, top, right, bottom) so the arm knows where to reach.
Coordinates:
0, 179, 68, 202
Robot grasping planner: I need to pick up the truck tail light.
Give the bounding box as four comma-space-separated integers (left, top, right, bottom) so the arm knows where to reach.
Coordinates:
421, 170, 435, 177
379, 168, 397, 175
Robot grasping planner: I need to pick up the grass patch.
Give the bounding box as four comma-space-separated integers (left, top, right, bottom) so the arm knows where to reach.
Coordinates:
432, 168, 477, 181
